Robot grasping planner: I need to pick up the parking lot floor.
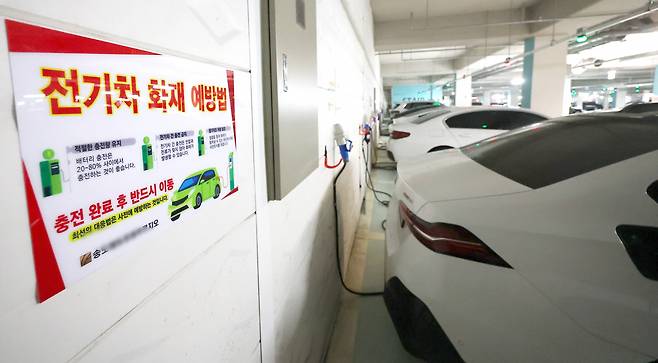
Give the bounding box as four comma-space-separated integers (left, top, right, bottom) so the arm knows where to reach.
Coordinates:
325, 164, 423, 363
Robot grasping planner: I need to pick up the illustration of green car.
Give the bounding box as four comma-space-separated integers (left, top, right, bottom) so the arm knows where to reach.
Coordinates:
168, 167, 221, 221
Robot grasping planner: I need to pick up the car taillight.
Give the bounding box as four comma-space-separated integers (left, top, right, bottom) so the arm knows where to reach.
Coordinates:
391, 130, 411, 139
399, 202, 511, 268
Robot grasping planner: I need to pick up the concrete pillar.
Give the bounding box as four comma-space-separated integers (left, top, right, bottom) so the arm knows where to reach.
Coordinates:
602, 88, 610, 110
616, 88, 628, 108
455, 70, 472, 107
562, 77, 572, 115
653, 65, 658, 95
482, 90, 492, 106
521, 37, 534, 109
528, 38, 569, 117
511, 87, 522, 107
433, 86, 443, 103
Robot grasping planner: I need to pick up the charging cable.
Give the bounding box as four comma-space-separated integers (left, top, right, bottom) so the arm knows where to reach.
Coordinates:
328, 124, 383, 297
361, 144, 392, 207
324, 146, 343, 169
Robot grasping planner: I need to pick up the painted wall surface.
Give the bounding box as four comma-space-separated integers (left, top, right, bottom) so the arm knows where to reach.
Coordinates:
653, 65, 658, 95
455, 71, 473, 107
529, 39, 569, 117
0, 1, 260, 362
254, 0, 382, 361
0, 1, 382, 362
522, 37, 535, 109
391, 84, 441, 104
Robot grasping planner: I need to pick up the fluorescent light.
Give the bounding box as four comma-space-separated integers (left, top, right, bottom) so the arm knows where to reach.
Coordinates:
571, 66, 586, 75
510, 77, 525, 86
607, 70, 616, 80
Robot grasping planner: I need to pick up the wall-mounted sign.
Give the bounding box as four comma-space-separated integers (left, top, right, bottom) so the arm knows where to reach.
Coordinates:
6, 19, 240, 302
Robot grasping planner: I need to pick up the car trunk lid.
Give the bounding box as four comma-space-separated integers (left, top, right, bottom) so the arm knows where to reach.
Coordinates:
396, 148, 530, 209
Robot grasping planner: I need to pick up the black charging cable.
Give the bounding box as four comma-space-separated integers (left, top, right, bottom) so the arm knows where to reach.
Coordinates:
333, 161, 384, 296
361, 143, 392, 207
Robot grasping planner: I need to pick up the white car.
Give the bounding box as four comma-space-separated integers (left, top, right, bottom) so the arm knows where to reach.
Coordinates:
386, 107, 547, 162
384, 113, 658, 362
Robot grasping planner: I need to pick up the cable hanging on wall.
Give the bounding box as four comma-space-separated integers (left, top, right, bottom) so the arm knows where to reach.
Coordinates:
324, 124, 384, 296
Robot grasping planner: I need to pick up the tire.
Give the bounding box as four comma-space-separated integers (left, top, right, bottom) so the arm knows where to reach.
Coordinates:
428, 145, 453, 153
193, 193, 202, 209
171, 214, 180, 221
213, 184, 220, 199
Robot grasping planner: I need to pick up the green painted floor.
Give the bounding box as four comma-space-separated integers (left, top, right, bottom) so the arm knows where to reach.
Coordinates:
326, 163, 423, 363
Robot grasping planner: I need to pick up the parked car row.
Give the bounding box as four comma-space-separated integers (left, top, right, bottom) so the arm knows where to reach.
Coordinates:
386, 107, 547, 161
383, 104, 658, 362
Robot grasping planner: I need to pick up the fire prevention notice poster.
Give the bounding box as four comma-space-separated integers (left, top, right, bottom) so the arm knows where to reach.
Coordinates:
6, 19, 240, 302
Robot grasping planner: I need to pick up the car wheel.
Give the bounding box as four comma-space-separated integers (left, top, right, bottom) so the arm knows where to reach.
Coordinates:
193, 193, 202, 209
428, 145, 453, 153
213, 184, 220, 199
171, 214, 180, 221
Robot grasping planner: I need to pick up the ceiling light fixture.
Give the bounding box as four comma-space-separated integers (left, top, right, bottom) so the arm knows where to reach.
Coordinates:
510, 77, 525, 86
571, 66, 586, 75
575, 28, 589, 44
607, 70, 616, 80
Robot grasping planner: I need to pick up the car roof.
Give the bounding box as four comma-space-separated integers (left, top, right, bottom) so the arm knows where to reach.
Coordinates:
462, 112, 658, 188
392, 104, 443, 118
552, 111, 658, 123
407, 106, 546, 124
185, 168, 214, 178
620, 102, 658, 114
442, 106, 543, 113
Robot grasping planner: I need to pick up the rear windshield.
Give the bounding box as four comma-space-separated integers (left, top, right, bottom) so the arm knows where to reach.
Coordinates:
621, 103, 658, 114
406, 102, 433, 109
461, 115, 658, 188
446, 110, 546, 130
412, 109, 452, 124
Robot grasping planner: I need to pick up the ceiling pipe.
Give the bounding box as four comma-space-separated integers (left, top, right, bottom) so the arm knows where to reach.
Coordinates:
471, 2, 658, 81
376, 46, 468, 56
396, 11, 647, 32
570, 49, 658, 70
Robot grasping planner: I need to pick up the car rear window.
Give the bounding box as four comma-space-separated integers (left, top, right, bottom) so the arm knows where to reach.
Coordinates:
461, 115, 658, 189
445, 110, 546, 130
406, 102, 433, 109
394, 105, 442, 119
412, 109, 452, 124
620, 103, 658, 114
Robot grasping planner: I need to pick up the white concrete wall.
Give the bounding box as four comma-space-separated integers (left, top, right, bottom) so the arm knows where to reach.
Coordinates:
455, 71, 473, 107
530, 40, 569, 117
255, 0, 380, 361
0, 1, 261, 362
0, 0, 381, 362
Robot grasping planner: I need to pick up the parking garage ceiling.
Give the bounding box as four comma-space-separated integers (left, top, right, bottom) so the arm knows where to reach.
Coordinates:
371, 0, 540, 21
373, 0, 654, 85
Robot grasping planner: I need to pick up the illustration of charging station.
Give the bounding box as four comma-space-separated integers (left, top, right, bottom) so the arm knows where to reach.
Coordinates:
142, 136, 153, 170
40, 148, 62, 197
168, 167, 221, 221
197, 130, 205, 156
228, 151, 235, 190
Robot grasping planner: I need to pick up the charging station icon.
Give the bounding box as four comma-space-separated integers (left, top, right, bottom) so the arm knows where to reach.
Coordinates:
142, 136, 154, 171
39, 148, 62, 197
228, 151, 235, 190
198, 130, 205, 156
